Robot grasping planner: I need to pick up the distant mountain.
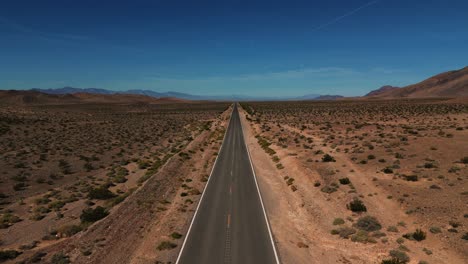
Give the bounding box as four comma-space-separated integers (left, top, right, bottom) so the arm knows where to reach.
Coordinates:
33, 87, 219, 100
366, 66, 468, 98
0, 90, 80, 105
293, 94, 321, 100
33, 87, 114, 95
0, 90, 187, 105
313, 95, 344, 100
27, 87, 341, 101
365, 85, 400, 97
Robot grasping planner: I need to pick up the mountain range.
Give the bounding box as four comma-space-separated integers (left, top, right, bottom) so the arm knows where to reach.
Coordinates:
365, 66, 468, 98
31, 87, 341, 101
2, 66, 466, 104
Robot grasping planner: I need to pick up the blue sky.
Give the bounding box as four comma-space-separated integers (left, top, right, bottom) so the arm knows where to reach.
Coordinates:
1, 0, 467, 96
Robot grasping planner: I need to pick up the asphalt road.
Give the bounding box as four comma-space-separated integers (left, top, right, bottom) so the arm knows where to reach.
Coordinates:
176, 104, 279, 264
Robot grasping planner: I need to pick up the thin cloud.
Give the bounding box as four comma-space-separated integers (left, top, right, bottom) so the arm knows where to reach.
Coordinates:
311, 0, 381, 31
0, 16, 89, 42
0, 16, 148, 53
371, 67, 409, 74
146, 67, 358, 83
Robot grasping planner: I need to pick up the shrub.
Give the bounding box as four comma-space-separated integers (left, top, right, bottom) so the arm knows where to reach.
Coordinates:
80, 206, 108, 223
462, 233, 468, 240
429, 226, 441, 234
157, 241, 177, 250
413, 229, 426, 241
48, 200, 65, 211
88, 186, 115, 200
351, 230, 376, 243
57, 224, 82, 237
461, 157, 468, 164
383, 167, 393, 174
171, 232, 183, 239
0, 213, 21, 228
321, 186, 337, 193
339, 178, 350, 185
368, 154, 376, 160
403, 229, 426, 241
331, 227, 356, 239
333, 218, 345, 225
389, 250, 410, 263
51, 252, 70, 264
13, 182, 27, 191
424, 162, 436, 169
354, 216, 381, 231
0, 250, 21, 261
382, 258, 406, 264
348, 198, 367, 212
30, 252, 47, 262
322, 154, 336, 162
402, 175, 418, 181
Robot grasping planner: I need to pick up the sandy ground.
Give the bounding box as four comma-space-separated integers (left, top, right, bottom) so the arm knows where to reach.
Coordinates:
238, 104, 467, 264
5, 105, 232, 264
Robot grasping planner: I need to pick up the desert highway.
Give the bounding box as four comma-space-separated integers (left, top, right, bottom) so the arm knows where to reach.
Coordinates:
176, 104, 280, 264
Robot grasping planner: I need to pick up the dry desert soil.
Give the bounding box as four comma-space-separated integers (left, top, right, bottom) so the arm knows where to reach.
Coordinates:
1, 97, 467, 264
239, 98, 467, 264
0, 101, 231, 263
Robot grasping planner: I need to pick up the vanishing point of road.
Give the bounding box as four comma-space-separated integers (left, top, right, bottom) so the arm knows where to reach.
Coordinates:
176, 104, 280, 264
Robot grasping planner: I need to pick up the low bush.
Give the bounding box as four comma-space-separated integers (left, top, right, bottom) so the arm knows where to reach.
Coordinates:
0, 213, 21, 229
423, 162, 436, 168
412, 229, 426, 241
339, 178, 350, 185
429, 226, 441, 234
383, 167, 394, 174
171, 232, 183, 239
157, 241, 177, 250
389, 250, 410, 263
57, 224, 82, 237
462, 233, 468, 240
51, 252, 70, 264
0, 250, 21, 261
402, 175, 418, 182
88, 186, 115, 200
351, 230, 377, 243
80, 206, 108, 223
381, 258, 406, 264
354, 216, 381, 231
30, 252, 47, 262
348, 198, 367, 212
403, 229, 426, 241
331, 226, 356, 239
333, 218, 345, 225
321, 186, 337, 194
322, 154, 336, 162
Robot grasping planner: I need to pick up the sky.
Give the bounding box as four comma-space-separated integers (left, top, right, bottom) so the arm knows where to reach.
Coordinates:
0, 0, 467, 97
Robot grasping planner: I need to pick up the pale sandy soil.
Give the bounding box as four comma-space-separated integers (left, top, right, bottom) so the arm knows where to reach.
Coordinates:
239, 101, 467, 264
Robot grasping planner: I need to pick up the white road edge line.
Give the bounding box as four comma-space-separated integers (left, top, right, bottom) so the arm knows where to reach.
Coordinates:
238, 103, 281, 264
175, 104, 234, 264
